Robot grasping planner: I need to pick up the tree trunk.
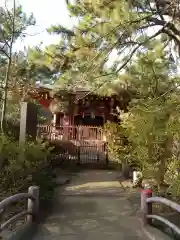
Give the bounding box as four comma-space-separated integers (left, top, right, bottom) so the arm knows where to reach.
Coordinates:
0, 0, 16, 132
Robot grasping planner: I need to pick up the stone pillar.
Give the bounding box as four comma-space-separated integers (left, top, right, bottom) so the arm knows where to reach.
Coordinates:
19, 102, 37, 144
133, 171, 143, 185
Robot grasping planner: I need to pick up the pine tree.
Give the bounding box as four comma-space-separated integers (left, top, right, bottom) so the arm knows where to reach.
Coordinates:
34, 0, 180, 91
117, 42, 180, 192
0, 1, 35, 130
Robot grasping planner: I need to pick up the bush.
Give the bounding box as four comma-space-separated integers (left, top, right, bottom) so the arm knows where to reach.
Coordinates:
104, 122, 135, 171
0, 134, 55, 202
0, 134, 57, 229
105, 111, 180, 202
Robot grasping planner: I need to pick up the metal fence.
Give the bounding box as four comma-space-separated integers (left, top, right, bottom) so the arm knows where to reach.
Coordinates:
37, 125, 108, 166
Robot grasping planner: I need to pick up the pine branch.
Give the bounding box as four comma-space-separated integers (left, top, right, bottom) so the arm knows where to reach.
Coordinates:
75, 26, 168, 101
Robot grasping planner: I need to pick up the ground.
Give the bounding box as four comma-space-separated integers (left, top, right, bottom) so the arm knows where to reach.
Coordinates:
31, 170, 171, 240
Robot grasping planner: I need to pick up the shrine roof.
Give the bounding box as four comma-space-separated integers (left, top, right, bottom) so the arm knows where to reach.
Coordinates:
32, 84, 120, 99
35, 85, 94, 95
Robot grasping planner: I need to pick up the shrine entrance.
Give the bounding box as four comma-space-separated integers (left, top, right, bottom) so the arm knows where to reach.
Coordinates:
37, 125, 108, 167
74, 125, 107, 167
74, 114, 104, 126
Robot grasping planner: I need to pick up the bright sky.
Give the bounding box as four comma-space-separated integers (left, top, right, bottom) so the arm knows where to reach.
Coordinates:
1, 0, 75, 51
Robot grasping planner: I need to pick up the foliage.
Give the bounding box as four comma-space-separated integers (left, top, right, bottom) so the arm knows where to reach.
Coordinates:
27, 0, 180, 92
0, 2, 36, 131
104, 122, 130, 164
26, 0, 180, 201
104, 46, 180, 200
0, 135, 54, 202
0, 0, 180, 205
0, 4, 35, 46
0, 134, 56, 228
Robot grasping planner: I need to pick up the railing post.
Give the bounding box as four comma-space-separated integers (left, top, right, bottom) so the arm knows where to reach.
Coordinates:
141, 189, 153, 225
77, 146, 80, 165
97, 145, 100, 162
105, 142, 108, 166
27, 186, 39, 223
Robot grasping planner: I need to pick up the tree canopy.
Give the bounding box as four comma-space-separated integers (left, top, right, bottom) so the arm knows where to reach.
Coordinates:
27, 0, 180, 92
0, 1, 36, 128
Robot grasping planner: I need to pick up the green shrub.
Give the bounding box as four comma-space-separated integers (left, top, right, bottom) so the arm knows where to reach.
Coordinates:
104, 122, 135, 170
0, 134, 57, 228
0, 135, 55, 202
104, 115, 180, 202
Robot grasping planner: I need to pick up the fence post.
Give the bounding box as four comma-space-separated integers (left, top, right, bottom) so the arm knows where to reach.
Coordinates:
105, 142, 108, 166
77, 146, 80, 165
97, 145, 100, 162
27, 186, 39, 224
141, 189, 153, 225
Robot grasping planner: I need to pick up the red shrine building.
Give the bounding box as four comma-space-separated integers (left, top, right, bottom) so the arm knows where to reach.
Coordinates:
28, 86, 129, 165
29, 86, 127, 128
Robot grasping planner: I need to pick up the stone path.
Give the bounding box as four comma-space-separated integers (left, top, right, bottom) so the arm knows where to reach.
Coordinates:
32, 170, 171, 240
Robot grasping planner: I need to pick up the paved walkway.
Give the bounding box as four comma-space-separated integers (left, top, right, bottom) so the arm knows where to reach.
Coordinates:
32, 170, 169, 240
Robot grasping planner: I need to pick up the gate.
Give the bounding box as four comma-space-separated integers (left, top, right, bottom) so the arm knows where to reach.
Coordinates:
37, 125, 108, 166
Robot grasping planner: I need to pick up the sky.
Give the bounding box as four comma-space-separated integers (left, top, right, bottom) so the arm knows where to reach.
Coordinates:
0, 0, 75, 50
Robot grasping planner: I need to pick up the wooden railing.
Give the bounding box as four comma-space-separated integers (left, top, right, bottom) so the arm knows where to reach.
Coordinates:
37, 124, 105, 141
141, 189, 180, 236
0, 186, 39, 232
